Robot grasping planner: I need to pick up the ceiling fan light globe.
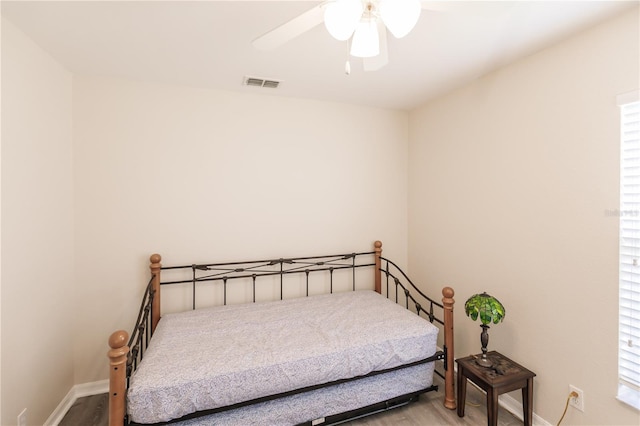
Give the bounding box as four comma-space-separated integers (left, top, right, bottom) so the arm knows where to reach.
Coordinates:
324, 0, 363, 41
379, 0, 421, 38
350, 19, 379, 58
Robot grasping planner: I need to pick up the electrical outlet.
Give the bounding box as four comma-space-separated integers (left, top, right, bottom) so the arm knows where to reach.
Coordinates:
569, 385, 585, 412
17, 408, 27, 426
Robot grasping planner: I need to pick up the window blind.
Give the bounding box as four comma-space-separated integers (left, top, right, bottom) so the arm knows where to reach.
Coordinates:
619, 98, 640, 392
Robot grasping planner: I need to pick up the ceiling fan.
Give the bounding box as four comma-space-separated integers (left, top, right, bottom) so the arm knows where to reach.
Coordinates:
252, 0, 427, 73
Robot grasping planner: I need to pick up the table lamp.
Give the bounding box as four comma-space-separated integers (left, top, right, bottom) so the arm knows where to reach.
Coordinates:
464, 292, 506, 368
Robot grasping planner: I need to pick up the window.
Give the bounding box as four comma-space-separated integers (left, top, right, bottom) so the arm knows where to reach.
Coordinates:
618, 90, 640, 410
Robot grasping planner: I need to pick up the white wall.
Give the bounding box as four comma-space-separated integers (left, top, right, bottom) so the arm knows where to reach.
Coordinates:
1, 17, 74, 426
72, 76, 409, 384
409, 7, 639, 425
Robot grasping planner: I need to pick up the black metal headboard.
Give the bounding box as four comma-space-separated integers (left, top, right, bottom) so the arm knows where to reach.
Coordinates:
159, 250, 376, 308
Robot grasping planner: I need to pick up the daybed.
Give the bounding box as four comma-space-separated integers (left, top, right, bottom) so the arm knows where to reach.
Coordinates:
108, 241, 455, 425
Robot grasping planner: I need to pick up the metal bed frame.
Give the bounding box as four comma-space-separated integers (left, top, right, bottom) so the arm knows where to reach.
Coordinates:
107, 241, 455, 425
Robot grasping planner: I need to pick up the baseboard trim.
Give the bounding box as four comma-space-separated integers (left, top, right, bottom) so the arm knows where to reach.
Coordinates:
498, 391, 552, 426
45, 380, 109, 426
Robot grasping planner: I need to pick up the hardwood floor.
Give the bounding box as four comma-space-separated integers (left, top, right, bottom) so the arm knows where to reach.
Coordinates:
59, 375, 523, 426
59, 393, 108, 426
347, 375, 523, 426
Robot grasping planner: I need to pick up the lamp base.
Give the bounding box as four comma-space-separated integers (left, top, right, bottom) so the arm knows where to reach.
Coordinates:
476, 354, 493, 368
476, 324, 493, 367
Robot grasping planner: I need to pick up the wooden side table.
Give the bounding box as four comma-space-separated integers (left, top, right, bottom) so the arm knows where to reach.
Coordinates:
456, 351, 536, 426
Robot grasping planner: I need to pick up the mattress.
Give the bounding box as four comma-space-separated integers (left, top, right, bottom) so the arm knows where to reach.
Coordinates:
127, 290, 439, 424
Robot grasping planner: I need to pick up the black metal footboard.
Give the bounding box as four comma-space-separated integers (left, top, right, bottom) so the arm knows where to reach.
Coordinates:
379, 255, 451, 378
125, 277, 155, 389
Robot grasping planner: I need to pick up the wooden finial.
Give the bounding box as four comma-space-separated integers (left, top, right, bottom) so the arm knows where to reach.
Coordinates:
442, 286, 454, 300
108, 330, 128, 351
150, 253, 161, 264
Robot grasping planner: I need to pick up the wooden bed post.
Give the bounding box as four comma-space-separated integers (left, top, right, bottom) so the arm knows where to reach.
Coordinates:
374, 240, 382, 294
108, 330, 129, 426
150, 253, 162, 334
442, 286, 456, 410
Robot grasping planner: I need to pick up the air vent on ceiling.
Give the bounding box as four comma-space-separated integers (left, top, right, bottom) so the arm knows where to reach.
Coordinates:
243, 76, 281, 89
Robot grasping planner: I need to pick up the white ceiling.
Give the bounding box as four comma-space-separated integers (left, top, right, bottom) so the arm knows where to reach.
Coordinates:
2, 1, 637, 110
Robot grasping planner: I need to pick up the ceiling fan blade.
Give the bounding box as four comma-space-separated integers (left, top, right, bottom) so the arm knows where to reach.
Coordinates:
363, 19, 388, 71
252, 4, 325, 51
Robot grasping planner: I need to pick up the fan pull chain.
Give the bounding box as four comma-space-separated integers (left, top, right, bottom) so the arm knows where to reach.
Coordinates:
345, 38, 351, 75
